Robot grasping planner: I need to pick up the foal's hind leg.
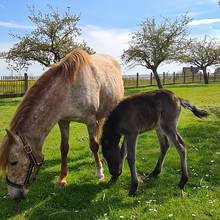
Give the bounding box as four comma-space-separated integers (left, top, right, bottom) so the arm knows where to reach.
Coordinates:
161, 125, 188, 189
87, 120, 104, 180
149, 128, 169, 178
57, 120, 70, 188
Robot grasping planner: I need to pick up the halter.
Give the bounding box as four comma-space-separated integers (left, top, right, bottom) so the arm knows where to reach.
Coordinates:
6, 134, 44, 189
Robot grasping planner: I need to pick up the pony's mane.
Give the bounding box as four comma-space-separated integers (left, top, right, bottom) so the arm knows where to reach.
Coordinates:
10, 48, 90, 131
50, 48, 91, 83
0, 49, 91, 173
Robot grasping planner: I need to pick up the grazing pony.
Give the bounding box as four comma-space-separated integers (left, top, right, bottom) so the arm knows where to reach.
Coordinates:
101, 89, 209, 196
0, 49, 124, 199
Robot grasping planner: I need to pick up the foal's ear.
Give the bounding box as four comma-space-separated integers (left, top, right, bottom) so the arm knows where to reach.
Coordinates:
5, 129, 19, 144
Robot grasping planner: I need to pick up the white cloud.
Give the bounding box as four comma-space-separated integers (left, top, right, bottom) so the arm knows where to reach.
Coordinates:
189, 18, 220, 26
0, 21, 33, 29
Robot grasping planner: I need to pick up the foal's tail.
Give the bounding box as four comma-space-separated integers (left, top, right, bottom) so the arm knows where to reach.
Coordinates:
179, 98, 210, 118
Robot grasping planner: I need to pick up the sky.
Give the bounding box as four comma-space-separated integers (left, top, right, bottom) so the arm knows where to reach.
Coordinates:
0, 0, 220, 76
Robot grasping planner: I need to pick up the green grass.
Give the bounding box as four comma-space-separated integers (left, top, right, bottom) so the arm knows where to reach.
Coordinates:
0, 83, 220, 220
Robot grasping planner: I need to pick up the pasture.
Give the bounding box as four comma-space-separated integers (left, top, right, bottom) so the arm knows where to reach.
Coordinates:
0, 83, 220, 220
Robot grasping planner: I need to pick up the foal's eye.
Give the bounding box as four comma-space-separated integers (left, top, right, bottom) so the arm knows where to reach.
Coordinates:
10, 161, 18, 166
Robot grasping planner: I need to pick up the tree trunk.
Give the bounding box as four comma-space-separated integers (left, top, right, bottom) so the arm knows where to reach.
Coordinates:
202, 67, 209, 84
153, 69, 163, 89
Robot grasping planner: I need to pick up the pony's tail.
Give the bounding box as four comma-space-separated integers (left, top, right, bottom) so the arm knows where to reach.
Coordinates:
179, 98, 210, 118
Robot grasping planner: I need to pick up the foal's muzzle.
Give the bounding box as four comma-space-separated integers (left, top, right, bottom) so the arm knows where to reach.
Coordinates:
110, 169, 122, 178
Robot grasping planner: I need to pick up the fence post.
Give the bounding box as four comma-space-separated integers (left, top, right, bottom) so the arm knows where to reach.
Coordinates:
192, 71, 194, 83
24, 73, 28, 93
200, 72, 202, 82
208, 72, 210, 82
136, 72, 139, 88
183, 70, 186, 84
214, 71, 216, 82
173, 72, 175, 84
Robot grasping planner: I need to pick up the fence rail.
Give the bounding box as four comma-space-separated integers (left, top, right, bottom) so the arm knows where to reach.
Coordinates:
1, 71, 220, 98
123, 71, 220, 88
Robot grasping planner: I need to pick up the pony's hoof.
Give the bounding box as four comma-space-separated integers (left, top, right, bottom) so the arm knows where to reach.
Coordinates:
96, 173, 105, 180
56, 178, 67, 189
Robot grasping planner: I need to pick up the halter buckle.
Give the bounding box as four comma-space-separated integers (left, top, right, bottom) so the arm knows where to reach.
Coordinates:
23, 144, 32, 154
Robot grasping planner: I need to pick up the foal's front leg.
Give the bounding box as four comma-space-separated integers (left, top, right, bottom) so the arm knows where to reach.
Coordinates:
87, 120, 104, 180
57, 120, 70, 188
126, 134, 138, 196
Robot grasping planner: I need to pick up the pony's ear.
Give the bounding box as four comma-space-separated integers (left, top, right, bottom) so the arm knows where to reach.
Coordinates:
5, 129, 19, 144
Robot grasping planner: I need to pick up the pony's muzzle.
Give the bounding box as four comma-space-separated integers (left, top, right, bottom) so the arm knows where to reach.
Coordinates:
7, 185, 28, 199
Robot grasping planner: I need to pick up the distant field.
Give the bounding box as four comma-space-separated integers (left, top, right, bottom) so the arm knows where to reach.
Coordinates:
0, 83, 220, 220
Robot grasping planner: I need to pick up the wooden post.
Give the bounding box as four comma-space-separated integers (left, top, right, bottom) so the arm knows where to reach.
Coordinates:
150, 72, 152, 85
163, 72, 165, 85
183, 70, 186, 84
208, 72, 210, 82
200, 72, 202, 82
136, 72, 139, 88
192, 71, 194, 83
24, 73, 28, 93
173, 72, 175, 84
214, 71, 216, 82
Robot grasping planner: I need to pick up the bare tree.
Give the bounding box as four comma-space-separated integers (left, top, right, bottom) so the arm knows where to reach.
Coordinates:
0, 6, 94, 72
122, 15, 191, 88
179, 36, 220, 84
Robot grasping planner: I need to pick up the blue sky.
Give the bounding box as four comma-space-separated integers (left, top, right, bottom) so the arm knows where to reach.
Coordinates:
0, 0, 220, 75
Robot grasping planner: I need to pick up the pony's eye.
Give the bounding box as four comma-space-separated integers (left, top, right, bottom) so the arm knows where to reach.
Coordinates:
10, 161, 18, 166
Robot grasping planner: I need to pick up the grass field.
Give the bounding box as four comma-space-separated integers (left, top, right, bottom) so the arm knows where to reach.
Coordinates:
0, 83, 220, 220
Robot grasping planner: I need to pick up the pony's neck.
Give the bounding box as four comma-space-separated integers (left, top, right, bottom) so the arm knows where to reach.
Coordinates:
12, 76, 67, 152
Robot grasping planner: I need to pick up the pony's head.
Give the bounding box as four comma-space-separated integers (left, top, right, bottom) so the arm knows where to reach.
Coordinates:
0, 130, 43, 199
101, 133, 126, 179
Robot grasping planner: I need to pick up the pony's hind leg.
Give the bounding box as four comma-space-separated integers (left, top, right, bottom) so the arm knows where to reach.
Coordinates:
57, 120, 70, 188
161, 125, 188, 189
149, 128, 169, 178
87, 120, 104, 180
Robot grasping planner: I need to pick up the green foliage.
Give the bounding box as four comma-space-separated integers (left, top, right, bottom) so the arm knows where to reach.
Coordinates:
122, 15, 192, 88
0, 5, 95, 72
0, 83, 220, 219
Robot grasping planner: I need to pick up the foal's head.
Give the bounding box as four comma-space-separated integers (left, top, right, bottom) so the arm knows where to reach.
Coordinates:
101, 133, 126, 179
0, 130, 43, 199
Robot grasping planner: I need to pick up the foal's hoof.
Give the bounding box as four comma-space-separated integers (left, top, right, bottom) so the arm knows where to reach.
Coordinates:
148, 169, 160, 178
128, 190, 136, 197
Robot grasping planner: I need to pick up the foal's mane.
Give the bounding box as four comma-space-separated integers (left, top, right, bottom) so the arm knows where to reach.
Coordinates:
0, 49, 91, 173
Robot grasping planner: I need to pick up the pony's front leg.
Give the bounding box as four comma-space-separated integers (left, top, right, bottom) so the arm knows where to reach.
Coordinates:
56, 120, 70, 188
126, 134, 138, 196
87, 121, 104, 180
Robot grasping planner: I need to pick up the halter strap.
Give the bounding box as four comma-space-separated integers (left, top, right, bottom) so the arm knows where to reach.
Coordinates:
6, 134, 43, 189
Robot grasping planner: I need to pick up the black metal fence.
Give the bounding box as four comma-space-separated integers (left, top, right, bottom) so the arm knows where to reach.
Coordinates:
0, 71, 220, 98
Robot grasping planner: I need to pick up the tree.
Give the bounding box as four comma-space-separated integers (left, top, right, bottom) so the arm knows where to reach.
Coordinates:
179, 36, 220, 84
0, 6, 94, 72
122, 15, 191, 88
